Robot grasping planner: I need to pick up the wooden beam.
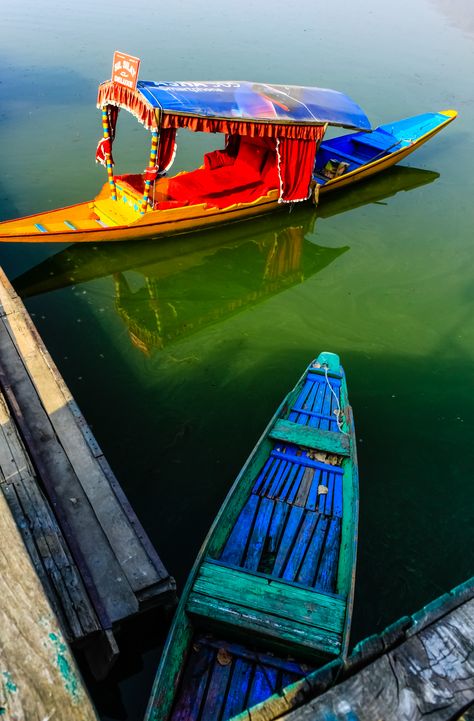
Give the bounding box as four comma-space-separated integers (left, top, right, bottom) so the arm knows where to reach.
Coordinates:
192, 561, 346, 635
0, 390, 101, 640
269, 419, 350, 456
0, 475, 99, 721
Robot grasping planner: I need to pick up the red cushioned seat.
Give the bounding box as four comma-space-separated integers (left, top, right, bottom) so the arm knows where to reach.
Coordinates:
164, 136, 280, 210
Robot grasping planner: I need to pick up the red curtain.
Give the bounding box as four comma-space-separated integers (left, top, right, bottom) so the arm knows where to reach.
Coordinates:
107, 105, 120, 140
157, 128, 177, 172
277, 129, 324, 202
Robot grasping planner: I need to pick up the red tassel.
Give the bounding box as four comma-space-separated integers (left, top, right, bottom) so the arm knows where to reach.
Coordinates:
144, 166, 159, 182
95, 137, 113, 166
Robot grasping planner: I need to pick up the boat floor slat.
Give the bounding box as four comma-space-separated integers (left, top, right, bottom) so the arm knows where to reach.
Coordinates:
296, 515, 330, 586
272, 505, 305, 577
246, 665, 277, 708
222, 658, 253, 719
200, 656, 233, 721
220, 487, 341, 587
220, 494, 260, 567
170, 644, 214, 721
315, 516, 342, 593
171, 634, 305, 721
276, 463, 305, 502
280, 510, 320, 582
243, 497, 274, 572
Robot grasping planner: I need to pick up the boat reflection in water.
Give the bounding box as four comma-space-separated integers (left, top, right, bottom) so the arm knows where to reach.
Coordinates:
112, 221, 346, 354
14, 166, 438, 354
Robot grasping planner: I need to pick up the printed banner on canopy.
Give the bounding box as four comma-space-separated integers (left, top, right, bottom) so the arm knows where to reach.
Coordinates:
136, 81, 371, 130
112, 51, 140, 90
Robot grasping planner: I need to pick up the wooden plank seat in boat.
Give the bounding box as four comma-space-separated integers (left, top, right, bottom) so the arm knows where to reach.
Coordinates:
351, 130, 402, 153
319, 131, 401, 167
188, 560, 345, 657
318, 143, 362, 166
269, 419, 350, 455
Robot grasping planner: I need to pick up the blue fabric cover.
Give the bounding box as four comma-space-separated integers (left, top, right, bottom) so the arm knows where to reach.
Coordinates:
136, 80, 371, 130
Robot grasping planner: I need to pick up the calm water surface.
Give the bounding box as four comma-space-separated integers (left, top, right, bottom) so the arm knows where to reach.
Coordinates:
1, 0, 473, 718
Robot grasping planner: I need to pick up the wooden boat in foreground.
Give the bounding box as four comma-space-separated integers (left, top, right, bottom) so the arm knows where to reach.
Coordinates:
0, 53, 456, 244
145, 351, 358, 721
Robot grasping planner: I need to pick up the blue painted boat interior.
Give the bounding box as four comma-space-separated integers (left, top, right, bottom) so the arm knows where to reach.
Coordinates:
313, 111, 448, 184
217, 367, 344, 595
169, 365, 347, 721
170, 635, 308, 720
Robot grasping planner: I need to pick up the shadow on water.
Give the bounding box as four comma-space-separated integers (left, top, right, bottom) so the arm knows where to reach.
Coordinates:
83, 342, 474, 721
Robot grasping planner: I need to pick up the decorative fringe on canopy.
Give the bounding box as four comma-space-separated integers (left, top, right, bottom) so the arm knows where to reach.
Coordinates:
160, 113, 323, 140
97, 81, 158, 129
97, 82, 325, 140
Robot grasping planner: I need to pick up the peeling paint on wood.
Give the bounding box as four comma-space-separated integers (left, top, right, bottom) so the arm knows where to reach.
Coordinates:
0, 474, 98, 720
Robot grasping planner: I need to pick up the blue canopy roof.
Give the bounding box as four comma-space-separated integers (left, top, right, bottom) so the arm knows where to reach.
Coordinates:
136, 81, 371, 130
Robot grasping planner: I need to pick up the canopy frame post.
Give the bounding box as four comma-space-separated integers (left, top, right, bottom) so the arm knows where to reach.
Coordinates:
140, 129, 160, 215
101, 107, 117, 201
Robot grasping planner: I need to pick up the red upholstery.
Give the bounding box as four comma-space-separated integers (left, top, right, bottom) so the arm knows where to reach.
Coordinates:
165, 136, 279, 210
203, 149, 235, 170
115, 173, 145, 195
156, 199, 189, 210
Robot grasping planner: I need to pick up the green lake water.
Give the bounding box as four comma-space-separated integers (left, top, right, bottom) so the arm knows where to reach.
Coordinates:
1, 0, 473, 718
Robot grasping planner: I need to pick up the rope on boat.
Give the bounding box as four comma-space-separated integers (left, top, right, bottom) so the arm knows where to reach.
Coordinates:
322, 364, 348, 435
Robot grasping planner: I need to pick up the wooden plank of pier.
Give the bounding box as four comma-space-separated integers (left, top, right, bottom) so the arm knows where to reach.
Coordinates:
0, 267, 175, 675
234, 577, 474, 721
0, 473, 99, 721
0, 390, 101, 640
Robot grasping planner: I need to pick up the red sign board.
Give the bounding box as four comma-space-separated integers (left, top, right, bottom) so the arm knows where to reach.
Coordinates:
112, 51, 141, 90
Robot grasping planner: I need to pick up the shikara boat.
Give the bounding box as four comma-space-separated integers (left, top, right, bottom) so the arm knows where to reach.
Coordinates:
13, 164, 438, 302
0, 59, 456, 244
144, 351, 358, 721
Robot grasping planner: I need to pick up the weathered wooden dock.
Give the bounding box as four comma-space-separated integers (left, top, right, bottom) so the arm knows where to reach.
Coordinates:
0, 267, 175, 677
233, 576, 474, 721
0, 479, 99, 720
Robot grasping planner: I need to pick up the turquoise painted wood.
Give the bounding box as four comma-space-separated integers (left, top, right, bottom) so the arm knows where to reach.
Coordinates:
145, 352, 358, 721
269, 419, 350, 456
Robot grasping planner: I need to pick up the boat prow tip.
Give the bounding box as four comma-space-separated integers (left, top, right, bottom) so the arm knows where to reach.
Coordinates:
313, 351, 341, 373
439, 109, 457, 119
